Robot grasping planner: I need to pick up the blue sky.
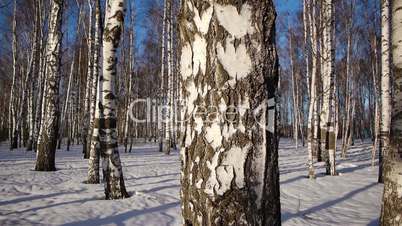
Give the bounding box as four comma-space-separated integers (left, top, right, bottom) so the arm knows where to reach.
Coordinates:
0, 0, 301, 58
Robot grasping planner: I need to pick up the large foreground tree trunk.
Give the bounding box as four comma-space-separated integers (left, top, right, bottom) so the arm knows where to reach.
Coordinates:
35, 0, 63, 171
98, 0, 129, 199
380, 0, 402, 224
179, 1, 281, 225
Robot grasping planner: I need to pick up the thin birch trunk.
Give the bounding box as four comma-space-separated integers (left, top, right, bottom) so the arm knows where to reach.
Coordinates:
124, 1, 134, 153
87, 0, 102, 184
372, 37, 380, 167
82, 0, 95, 159
379, 0, 392, 184
35, 0, 64, 171
307, 0, 317, 178
9, 0, 18, 150
341, 7, 353, 158
289, 31, 299, 149
27, 0, 41, 151
98, 0, 129, 199
159, 0, 168, 152
320, 0, 336, 176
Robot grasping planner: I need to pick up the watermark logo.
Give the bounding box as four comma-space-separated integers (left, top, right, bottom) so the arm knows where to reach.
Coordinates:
128, 97, 276, 132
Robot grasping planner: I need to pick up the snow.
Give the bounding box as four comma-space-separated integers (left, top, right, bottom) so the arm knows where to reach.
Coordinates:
0, 139, 382, 226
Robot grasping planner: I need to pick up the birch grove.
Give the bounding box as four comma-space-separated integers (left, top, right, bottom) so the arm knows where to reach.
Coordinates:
0, 0, 399, 222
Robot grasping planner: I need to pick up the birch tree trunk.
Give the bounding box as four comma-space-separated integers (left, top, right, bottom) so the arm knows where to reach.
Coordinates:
162, 0, 173, 155
179, 1, 281, 224
98, 0, 129, 199
124, 1, 134, 153
83, 0, 95, 159
87, 0, 102, 184
379, 0, 392, 184
159, 0, 168, 152
304, 0, 311, 93
27, 0, 41, 151
35, 0, 64, 171
289, 31, 299, 149
372, 37, 380, 167
341, 5, 353, 158
380, 0, 402, 223
320, 0, 336, 176
307, 0, 318, 178
9, 0, 18, 150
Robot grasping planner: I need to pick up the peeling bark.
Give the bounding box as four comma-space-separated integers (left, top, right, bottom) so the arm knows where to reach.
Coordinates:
179, 1, 280, 225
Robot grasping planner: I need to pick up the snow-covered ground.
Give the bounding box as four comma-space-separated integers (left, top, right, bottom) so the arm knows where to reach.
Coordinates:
0, 139, 383, 226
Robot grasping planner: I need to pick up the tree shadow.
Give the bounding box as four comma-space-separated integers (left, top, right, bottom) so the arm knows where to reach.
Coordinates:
0, 189, 85, 206
60, 201, 180, 226
337, 163, 374, 174
4, 196, 101, 216
133, 178, 178, 187
281, 173, 325, 185
282, 182, 378, 223
141, 184, 180, 193
367, 218, 379, 226
125, 173, 179, 181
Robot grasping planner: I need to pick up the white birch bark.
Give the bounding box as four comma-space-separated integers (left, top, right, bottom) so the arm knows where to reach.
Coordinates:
180, 1, 281, 224
304, 0, 311, 93
341, 1, 354, 158
35, 0, 64, 171
380, 0, 402, 223
98, 0, 129, 199
320, 0, 336, 176
163, 0, 173, 155
379, 0, 392, 184
27, 0, 41, 151
82, 0, 95, 159
124, 1, 134, 153
9, 0, 18, 150
289, 31, 299, 149
87, 0, 102, 184
307, 0, 318, 178
159, 0, 168, 152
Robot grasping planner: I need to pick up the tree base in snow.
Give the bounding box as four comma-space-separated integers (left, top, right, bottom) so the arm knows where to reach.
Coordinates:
162, 140, 171, 155
35, 137, 57, 171
26, 139, 33, 151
